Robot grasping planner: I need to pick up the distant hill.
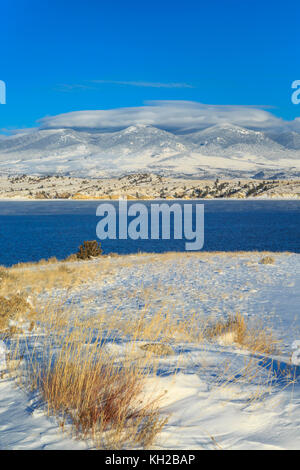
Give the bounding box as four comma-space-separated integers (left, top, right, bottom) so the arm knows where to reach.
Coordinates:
0, 123, 300, 179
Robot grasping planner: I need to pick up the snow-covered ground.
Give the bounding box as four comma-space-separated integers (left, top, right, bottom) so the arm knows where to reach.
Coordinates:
0, 379, 88, 450
1, 252, 300, 449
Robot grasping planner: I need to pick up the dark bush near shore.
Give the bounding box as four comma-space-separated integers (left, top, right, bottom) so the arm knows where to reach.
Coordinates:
76, 240, 103, 260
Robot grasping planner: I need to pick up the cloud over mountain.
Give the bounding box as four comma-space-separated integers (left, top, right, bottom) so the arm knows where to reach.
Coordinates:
39, 101, 299, 133
0, 101, 299, 180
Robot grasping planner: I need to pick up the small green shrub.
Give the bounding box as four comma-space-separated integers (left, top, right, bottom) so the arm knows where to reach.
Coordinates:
76, 240, 103, 260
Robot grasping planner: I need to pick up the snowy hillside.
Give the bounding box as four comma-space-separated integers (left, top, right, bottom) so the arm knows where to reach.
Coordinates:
0, 124, 300, 178
1, 252, 300, 449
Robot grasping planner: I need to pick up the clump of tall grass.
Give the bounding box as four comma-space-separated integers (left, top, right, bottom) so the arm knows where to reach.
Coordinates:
36, 356, 165, 448
7, 301, 168, 449
0, 294, 31, 332
260, 256, 275, 265
206, 313, 278, 354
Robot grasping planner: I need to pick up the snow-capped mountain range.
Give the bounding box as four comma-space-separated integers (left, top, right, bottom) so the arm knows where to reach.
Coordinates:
1, 123, 300, 179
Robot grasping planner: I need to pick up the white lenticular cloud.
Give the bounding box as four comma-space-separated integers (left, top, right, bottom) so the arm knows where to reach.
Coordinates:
39, 100, 298, 133
91, 80, 194, 88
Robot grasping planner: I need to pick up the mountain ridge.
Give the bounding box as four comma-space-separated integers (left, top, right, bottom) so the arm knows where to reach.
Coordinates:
0, 124, 299, 179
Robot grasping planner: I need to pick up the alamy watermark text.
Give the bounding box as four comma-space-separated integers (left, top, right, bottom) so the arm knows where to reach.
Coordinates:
0, 80, 6, 104
96, 199, 204, 251
291, 80, 300, 105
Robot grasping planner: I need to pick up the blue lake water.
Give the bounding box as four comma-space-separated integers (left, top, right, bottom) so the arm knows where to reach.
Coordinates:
0, 200, 299, 266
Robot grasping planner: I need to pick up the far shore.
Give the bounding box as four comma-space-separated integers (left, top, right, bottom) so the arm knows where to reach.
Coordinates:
0, 196, 300, 202
1, 173, 300, 200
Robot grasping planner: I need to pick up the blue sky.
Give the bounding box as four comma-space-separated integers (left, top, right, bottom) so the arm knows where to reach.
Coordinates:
0, 0, 299, 132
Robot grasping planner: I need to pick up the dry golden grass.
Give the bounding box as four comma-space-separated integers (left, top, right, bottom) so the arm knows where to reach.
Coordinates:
0, 294, 31, 332
139, 343, 174, 356
206, 313, 278, 355
0, 266, 13, 281
35, 351, 166, 448
109, 307, 206, 345
7, 303, 168, 449
0, 249, 284, 291
12, 256, 59, 268
260, 256, 275, 265
0, 260, 106, 299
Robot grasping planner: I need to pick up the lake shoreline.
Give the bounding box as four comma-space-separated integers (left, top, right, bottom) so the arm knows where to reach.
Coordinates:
1, 173, 300, 200
1, 199, 299, 266
1, 196, 300, 202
